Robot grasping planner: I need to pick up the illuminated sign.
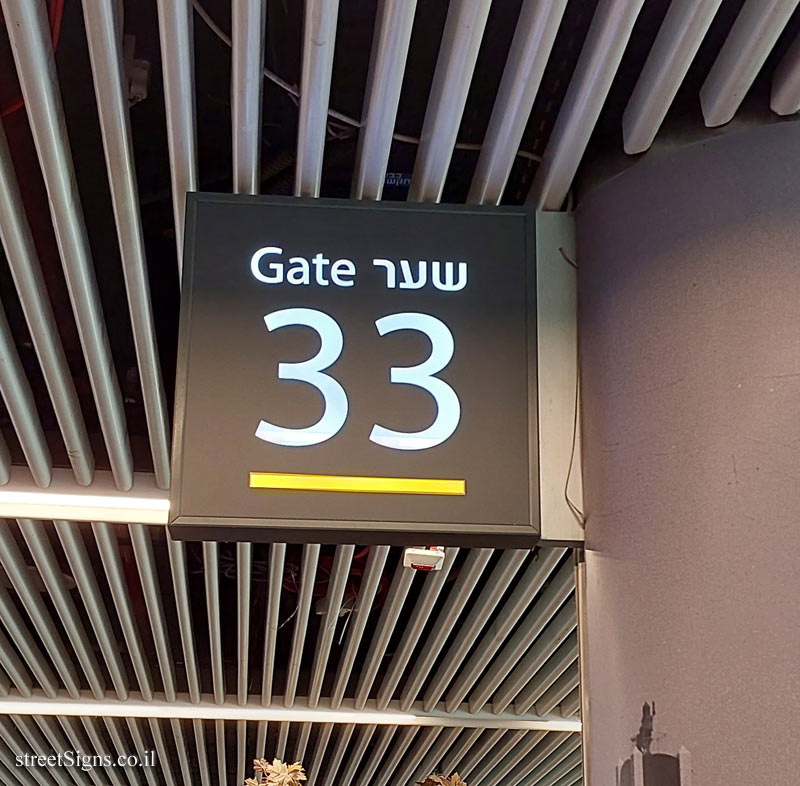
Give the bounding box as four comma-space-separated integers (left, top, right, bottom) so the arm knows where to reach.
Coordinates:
170, 195, 540, 545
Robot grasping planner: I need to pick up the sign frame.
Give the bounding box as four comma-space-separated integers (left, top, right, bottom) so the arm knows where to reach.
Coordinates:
169, 194, 544, 547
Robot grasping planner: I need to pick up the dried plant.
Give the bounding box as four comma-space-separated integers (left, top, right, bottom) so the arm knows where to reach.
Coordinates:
418, 773, 467, 786
246, 758, 307, 786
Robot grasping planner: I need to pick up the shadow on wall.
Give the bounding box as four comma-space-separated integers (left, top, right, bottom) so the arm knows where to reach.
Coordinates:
617, 703, 692, 786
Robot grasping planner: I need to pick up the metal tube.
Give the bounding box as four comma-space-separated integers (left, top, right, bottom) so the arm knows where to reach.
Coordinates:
307, 723, 333, 786
377, 548, 459, 709
203, 542, 225, 704
16, 519, 105, 698
262, 543, 286, 705
407, 726, 461, 786
285, 543, 321, 706
54, 520, 129, 699
467, 730, 530, 782
337, 724, 375, 784
295, 0, 340, 197
215, 720, 226, 786
355, 725, 397, 786
0, 521, 80, 697
351, 0, 418, 199
371, 726, 418, 786
527, 0, 646, 210
408, 0, 492, 203
392, 726, 442, 786
1, 0, 134, 489
192, 719, 212, 786
440, 728, 483, 776
232, 0, 267, 194
154, 0, 198, 264
92, 522, 154, 699
467, 0, 568, 205
0, 298, 51, 488
238, 543, 252, 704
331, 545, 390, 708
81, 0, 171, 488
771, 30, 800, 114
0, 630, 32, 697
308, 545, 354, 706
472, 730, 547, 786
535, 663, 579, 716
0, 48, 93, 488
320, 724, 354, 786
167, 538, 201, 703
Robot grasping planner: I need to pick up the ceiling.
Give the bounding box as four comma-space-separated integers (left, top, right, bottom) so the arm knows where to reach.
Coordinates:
2, 0, 800, 784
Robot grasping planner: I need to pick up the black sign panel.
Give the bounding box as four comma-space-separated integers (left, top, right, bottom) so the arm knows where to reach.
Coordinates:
170, 195, 538, 545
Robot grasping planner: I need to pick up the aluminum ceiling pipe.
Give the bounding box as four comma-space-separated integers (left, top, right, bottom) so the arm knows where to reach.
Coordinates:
467, 0, 568, 205
0, 125, 94, 486
1, 0, 134, 489
296, 0, 341, 197
771, 30, 800, 114
351, 0, 418, 200
82, 0, 172, 489
408, 0, 493, 203
700, 0, 800, 127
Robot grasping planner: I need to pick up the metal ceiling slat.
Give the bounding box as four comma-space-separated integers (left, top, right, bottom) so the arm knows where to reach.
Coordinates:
371, 726, 418, 786
514, 635, 578, 713
494, 602, 578, 714
319, 723, 355, 786
527, 0, 645, 210
0, 584, 57, 697
0, 522, 80, 697
167, 538, 201, 702
771, 31, 800, 113
0, 433, 9, 485
401, 548, 493, 710
700, 0, 800, 127
33, 717, 90, 786
80, 718, 126, 786
408, 0, 492, 203
0, 669, 8, 696
391, 726, 442, 786
457, 728, 509, 778
464, 729, 529, 782
467, 0, 568, 205
443, 548, 565, 712
192, 719, 212, 786
308, 545, 355, 706
0, 754, 36, 786
81, 0, 171, 488
622, 0, 724, 154
351, 0, 418, 199
559, 687, 581, 718
507, 735, 580, 786
294, 722, 312, 762
535, 663, 579, 717
262, 543, 286, 705
439, 727, 483, 775
423, 549, 528, 712
236, 719, 247, 786
285, 543, 321, 706
215, 720, 226, 786
12, 716, 81, 786
0, 306, 52, 487
0, 724, 48, 786
295, 0, 341, 197
238, 543, 252, 704
307, 722, 334, 786
407, 726, 461, 786
0, 629, 32, 696
57, 717, 105, 786
232, 0, 267, 194
377, 548, 459, 709
203, 542, 225, 704
155, 0, 198, 263
92, 522, 154, 700
331, 545, 390, 708
471, 730, 548, 786
0, 125, 93, 486
170, 719, 192, 786
355, 724, 396, 786
517, 746, 582, 786
149, 719, 177, 786
54, 521, 129, 699
126, 719, 159, 786
337, 724, 376, 785
16, 520, 105, 698
128, 523, 177, 701
546, 765, 582, 786
104, 718, 142, 786
354, 559, 416, 709
256, 720, 268, 760
467, 560, 575, 712
275, 721, 289, 759
0, 0, 134, 490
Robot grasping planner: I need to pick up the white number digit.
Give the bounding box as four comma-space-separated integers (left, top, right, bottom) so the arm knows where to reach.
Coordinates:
370, 313, 461, 450
255, 308, 348, 446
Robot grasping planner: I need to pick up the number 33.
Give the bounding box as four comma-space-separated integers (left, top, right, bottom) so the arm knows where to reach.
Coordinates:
254, 308, 461, 450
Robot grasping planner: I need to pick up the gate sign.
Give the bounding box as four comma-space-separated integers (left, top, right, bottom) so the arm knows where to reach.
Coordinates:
170, 195, 539, 545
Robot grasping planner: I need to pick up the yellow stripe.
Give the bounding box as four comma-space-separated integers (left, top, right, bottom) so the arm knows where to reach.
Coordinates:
249, 472, 465, 496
